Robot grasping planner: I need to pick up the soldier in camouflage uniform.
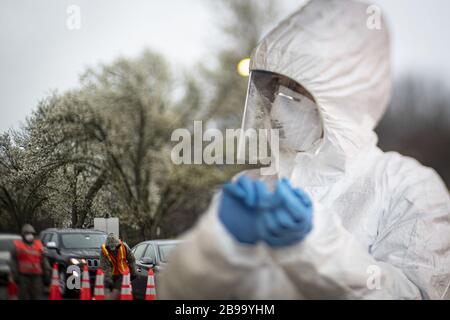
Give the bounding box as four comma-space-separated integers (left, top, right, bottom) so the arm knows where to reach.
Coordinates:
100, 233, 136, 299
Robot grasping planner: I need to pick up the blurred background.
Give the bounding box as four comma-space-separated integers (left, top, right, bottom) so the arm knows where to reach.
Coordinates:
1, 0, 449, 245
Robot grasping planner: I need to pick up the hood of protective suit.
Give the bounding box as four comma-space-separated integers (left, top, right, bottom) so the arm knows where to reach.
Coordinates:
105, 233, 121, 250
246, 0, 391, 186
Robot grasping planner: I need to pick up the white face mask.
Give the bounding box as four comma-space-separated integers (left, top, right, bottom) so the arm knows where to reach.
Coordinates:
24, 234, 34, 242
270, 86, 323, 152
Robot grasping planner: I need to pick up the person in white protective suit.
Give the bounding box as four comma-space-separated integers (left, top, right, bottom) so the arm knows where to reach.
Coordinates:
159, 0, 450, 299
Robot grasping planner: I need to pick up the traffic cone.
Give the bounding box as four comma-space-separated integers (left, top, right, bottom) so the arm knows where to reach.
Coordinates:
144, 268, 156, 300
79, 264, 91, 300
119, 270, 133, 300
7, 273, 18, 300
49, 263, 62, 300
93, 268, 105, 300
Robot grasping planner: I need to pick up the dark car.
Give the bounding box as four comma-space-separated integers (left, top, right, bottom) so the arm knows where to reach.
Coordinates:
0, 234, 21, 286
131, 239, 182, 300
40, 228, 107, 295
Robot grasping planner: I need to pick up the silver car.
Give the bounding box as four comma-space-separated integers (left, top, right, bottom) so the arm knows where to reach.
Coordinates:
0, 234, 21, 299
131, 239, 182, 299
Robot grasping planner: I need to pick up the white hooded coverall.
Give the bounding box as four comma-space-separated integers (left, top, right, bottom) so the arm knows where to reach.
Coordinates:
159, 0, 450, 299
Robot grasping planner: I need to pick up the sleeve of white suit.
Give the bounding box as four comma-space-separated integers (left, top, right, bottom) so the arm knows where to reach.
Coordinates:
270, 160, 450, 300
158, 193, 269, 299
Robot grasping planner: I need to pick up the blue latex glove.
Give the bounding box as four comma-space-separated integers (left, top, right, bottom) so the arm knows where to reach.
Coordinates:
218, 176, 272, 244
258, 178, 313, 247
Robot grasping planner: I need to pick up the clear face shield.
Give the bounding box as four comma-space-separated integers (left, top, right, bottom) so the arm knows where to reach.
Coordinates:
238, 71, 323, 166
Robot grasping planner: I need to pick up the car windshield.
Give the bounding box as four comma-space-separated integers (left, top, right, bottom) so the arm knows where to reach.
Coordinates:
0, 237, 19, 251
158, 243, 178, 263
61, 233, 106, 249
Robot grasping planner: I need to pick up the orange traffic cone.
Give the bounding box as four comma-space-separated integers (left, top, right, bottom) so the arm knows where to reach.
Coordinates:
119, 270, 133, 300
7, 273, 18, 300
144, 269, 156, 300
79, 264, 91, 300
93, 268, 105, 300
49, 263, 62, 300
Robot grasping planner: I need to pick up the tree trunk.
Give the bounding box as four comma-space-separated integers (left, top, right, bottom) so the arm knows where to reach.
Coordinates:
77, 171, 107, 227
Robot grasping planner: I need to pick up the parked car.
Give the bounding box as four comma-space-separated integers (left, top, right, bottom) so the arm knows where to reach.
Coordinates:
0, 234, 21, 292
131, 239, 182, 300
40, 228, 107, 296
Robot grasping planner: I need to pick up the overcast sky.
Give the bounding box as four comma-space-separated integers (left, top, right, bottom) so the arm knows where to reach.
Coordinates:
1, 0, 450, 132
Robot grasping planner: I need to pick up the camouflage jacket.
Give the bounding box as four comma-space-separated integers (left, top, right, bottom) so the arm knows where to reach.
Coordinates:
100, 242, 136, 287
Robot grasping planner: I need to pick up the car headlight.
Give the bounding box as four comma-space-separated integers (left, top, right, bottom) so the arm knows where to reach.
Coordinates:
70, 258, 80, 265
80, 259, 87, 264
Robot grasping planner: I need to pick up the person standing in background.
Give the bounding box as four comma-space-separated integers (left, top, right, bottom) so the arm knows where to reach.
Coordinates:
10, 224, 50, 300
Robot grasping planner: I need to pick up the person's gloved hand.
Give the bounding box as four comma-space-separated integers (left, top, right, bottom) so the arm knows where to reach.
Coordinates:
258, 178, 313, 248
218, 176, 272, 244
